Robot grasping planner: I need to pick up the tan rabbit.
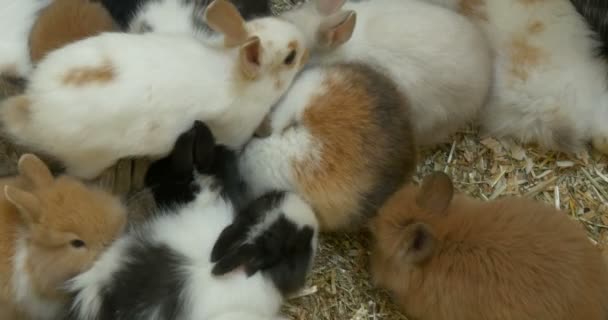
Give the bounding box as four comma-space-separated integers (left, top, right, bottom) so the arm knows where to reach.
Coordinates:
29, 0, 116, 64
370, 172, 608, 320
0, 153, 127, 320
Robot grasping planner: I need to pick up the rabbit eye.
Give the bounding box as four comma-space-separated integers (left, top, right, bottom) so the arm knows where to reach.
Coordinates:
70, 239, 86, 248
284, 50, 296, 65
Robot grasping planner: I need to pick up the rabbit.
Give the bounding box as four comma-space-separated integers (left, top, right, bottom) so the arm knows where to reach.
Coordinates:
0, 0, 315, 180
279, 0, 493, 146
99, 0, 271, 33
369, 171, 608, 320
0, 153, 127, 320
28, 0, 118, 65
0, 0, 52, 78
66, 120, 318, 320
237, 62, 417, 232
418, 0, 608, 155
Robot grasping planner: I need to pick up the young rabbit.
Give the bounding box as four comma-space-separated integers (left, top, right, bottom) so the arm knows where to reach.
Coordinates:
67, 121, 318, 320
29, 0, 117, 64
0, 0, 52, 78
370, 171, 608, 320
0, 0, 312, 180
280, 0, 493, 146
420, 0, 608, 154
0, 153, 127, 320
238, 62, 416, 232
100, 0, 271, 32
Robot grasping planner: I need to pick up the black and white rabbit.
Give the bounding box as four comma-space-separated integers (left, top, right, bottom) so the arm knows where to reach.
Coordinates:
66, 121, 319, 320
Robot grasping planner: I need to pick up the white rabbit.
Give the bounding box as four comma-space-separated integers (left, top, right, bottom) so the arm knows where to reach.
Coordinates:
0, 0, 51, 77
66, 122, 319, 320
0, 0, 313, 180
280, 0, 493, 146
421, 0, 608, 154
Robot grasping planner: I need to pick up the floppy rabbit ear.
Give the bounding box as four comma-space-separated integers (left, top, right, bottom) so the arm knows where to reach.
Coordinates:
211, 243, 257, 276
317, 10, 356, 49
416, 171, 454, 214
5, 185, 42, 225
239, 36, 262, 80
204, 0, 249, 47
315, 0, 347, 15
17, 153, 53, 188
210, 223, 249, 263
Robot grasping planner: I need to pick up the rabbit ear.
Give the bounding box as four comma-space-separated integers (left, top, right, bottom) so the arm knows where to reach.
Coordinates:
239, 36, 262, 80
204, 0, 249, 47
317, 10, 356, 49
416, 171, 454, 214
315, 0, 347, 15
210, 223, 249, 263
211, 243, 258, 276
192, 121, 216, 174
4, 185, 42, 225
17, 153, 54, 188
398, 222, 436, 265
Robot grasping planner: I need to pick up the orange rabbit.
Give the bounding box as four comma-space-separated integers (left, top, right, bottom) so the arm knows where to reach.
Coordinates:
29, 0, 116, 64
0, 154, 127, 320
370, 171, 608, 320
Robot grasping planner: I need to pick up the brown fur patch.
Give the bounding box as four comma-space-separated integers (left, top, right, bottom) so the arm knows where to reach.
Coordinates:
370, 182, 608, 319
62, 59, 115, 86
458, 0, 488, 21
509, 35, 545, 81
1, 96, 32, 130
527, 20, 545, 34
28, 0, 116, 64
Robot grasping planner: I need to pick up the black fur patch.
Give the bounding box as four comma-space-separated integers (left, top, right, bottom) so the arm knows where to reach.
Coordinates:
100, 0, 156, 29
569, 0, 608, 59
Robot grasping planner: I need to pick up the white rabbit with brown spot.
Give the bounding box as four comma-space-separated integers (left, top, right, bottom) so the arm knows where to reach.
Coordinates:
239, 62, 417, 231
422, 0, 608, 154
0, 0, 314, 180
279, 0, 493, 146
0, 153, 127, 320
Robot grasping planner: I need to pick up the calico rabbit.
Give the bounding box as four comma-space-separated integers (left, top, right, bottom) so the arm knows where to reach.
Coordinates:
421, 0, 608, 154
0, 0, 52, 77
238, 62, 416, 232
370, 171, 608, 320
29, 0, 117, 64
0, 0, 312, 180
0, 153, 127, 320
67, 121, 318, 320
280, 0, 493, 146
99, 0, 271, 33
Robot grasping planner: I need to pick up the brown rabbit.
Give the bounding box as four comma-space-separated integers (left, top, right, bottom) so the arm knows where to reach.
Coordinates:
0, 153, 127, 320
28, 0, 116, 64
370, 171, 608, 320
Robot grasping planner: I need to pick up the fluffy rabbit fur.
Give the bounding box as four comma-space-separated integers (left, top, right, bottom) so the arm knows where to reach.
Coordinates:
570, 0, 608, 61
0, 0, 52, 78
67, 121, 318, 320
0, 154, 127, 320
127, 0, 271, 37
0, 0, 310, 179
238, 62, 416, 231
29, 0, 117, 64
100, 0, 270, 31
280, 0, 493, 146
370, 171, 608, 320
422, 0, 608, 154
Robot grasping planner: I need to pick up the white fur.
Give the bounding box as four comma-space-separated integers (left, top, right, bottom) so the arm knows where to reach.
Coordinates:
281, 0, 493, 145
2, 16, 307, 179
422, 0, 608, 153
69, 178, 317, 320
11, 235, 64, 320
128, 0, 206, 38
0, 0, 51, 77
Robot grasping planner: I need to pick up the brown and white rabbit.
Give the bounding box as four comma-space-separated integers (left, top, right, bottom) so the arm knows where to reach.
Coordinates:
0, 153, 127, 320
420, 0, 608, 154
0, 0, 316, 180
370, 171, 608, 320
279, 0, 493, 146
29, 0, 117, 64
239, 62, 417, 231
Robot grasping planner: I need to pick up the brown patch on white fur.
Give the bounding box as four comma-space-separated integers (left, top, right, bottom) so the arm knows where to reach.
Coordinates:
370, 172, 608, 319
0, 96, 32, 133
28, 0, 116, 64
509, 35, 545, 81
62, 59, 115, 86
458, 0, 488, 21
527, 20, 545, 34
